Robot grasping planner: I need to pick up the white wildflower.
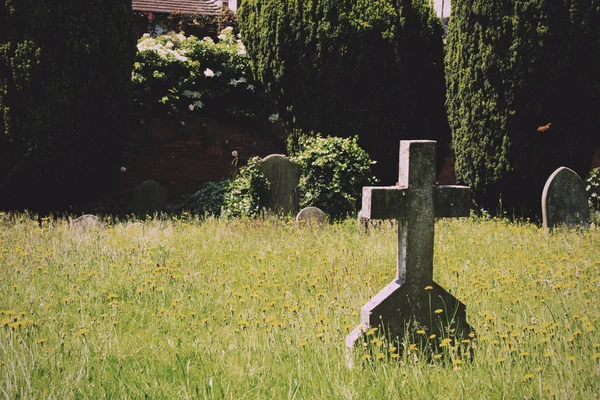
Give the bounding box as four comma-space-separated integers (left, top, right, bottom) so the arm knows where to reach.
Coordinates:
204, 68, 215, 77
268, 113, 279, 123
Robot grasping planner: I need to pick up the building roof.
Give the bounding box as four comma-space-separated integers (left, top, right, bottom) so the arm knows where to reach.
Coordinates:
132, 0, 222, 15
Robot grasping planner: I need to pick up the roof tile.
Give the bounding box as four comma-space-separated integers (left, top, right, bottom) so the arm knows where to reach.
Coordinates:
132, 0, 222, 15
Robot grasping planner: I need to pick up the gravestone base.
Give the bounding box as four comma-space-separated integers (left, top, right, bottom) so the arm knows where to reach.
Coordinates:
347, 280, 473, 362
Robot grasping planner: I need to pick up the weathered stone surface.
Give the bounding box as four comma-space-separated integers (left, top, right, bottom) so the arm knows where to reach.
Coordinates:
296, 206, 326, 225
132, 180, 167, 215
542, 167, 590, 230
346, 140, 473, 363
69, 214, 105, 230
260, 154, 300, 214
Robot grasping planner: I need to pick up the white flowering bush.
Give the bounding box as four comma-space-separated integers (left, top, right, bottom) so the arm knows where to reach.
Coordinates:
132, 28, 270, 122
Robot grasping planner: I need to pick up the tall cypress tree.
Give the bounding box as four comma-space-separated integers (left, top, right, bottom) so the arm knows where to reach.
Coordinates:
238, 0, 449, 184
446, 0, 600, 216
0, 1, 135, 211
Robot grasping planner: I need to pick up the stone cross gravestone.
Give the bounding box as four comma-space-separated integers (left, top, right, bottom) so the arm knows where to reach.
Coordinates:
260, 154, 300, 215
296, 206, 326, 225
542, 167, 590, 230
132, 180, 168, 215
346, 140, 474, 359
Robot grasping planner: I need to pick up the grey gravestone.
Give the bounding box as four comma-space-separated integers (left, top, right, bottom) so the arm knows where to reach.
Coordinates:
132, 180, 167, 215
346, 141, 474, 363
260, 154, 300, 214
296, 206, 326, 225
542, 167, 590, 230
69, 214, 104, 230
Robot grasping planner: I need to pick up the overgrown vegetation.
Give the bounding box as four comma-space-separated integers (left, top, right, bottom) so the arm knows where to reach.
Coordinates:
0, 0, 135, 211
0, 215, 599, 397
238, 0, 450, 184
586, 167, 600, 224
133, 27, 270, 124
445, 0, 600, 216
294, 136, 376, 219
222, 157, 270, 217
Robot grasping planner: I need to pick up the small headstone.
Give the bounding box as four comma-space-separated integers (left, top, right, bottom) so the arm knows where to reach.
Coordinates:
542, 167, 590, 230
260, 154, 300, 214
296, 206, 326, 225
132, 180, 167, 215
69, 214, 104, 230
346, 140, 474, 365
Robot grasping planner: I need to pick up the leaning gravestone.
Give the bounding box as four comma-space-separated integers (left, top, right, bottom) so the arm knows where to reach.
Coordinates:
542, 167, 590, 230
346, 140, 474, 364
132, 180, 167, 215
296, 206, 326, 225
260, 154, 300, 215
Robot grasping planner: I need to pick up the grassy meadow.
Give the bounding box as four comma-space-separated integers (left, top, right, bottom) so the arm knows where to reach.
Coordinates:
0, 213, 599, 398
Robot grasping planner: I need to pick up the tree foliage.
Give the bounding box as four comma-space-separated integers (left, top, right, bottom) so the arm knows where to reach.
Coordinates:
0, 1, 135, 211
446, 0, 600, 215
238, 0, 449, 184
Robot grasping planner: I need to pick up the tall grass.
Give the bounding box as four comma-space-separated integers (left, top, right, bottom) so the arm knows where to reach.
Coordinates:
0, 213, 598, 398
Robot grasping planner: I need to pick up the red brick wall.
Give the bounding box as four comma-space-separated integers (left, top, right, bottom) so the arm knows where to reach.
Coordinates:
110, 117, 286, 205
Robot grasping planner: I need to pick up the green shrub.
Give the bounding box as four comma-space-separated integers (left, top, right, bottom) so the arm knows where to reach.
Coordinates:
445, 0, 600, 216
132, 27, 271, 124
586, 167, 600, 214
293, 136, 376, 219
238, 0, 449, 184
177, 179, 231, 216
222, 157, 270, 217
0, 0, 135, 211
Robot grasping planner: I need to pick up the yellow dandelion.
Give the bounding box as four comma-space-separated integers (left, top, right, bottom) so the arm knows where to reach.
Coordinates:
521, 374, 535, 382
496, 357, 505, 363
520, 352, 529, 357
416, 329, 426, 335
77, 328, 89, 337
453, 359, 463, 366
366, 327, 378, 336
37, 338, 46, 344
429, 334, 437, 339
376, 353, 385, 360
440, 338, 452, 347
591, 353, 600, 360
434, 309, 444, 314
361, 354, 372, 360
567, 356, 576, 362
424, 286, 433, 291
434, 354, 443, 359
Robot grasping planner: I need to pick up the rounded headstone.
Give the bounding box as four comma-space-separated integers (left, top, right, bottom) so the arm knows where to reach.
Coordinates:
69, 214, 105, 230
132, 180, 168, 215
542, 167, 590, 230
296, 206, 327, 225
260, 154, 300, 215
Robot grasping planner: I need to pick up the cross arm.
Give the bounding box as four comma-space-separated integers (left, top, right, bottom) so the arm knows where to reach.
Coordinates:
360, 186, 411, 219
434, 185, 471, 218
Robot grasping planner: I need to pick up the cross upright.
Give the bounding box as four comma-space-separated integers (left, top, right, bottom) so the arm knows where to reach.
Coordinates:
362, 140, 471, 284
347, 140, 473, 359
